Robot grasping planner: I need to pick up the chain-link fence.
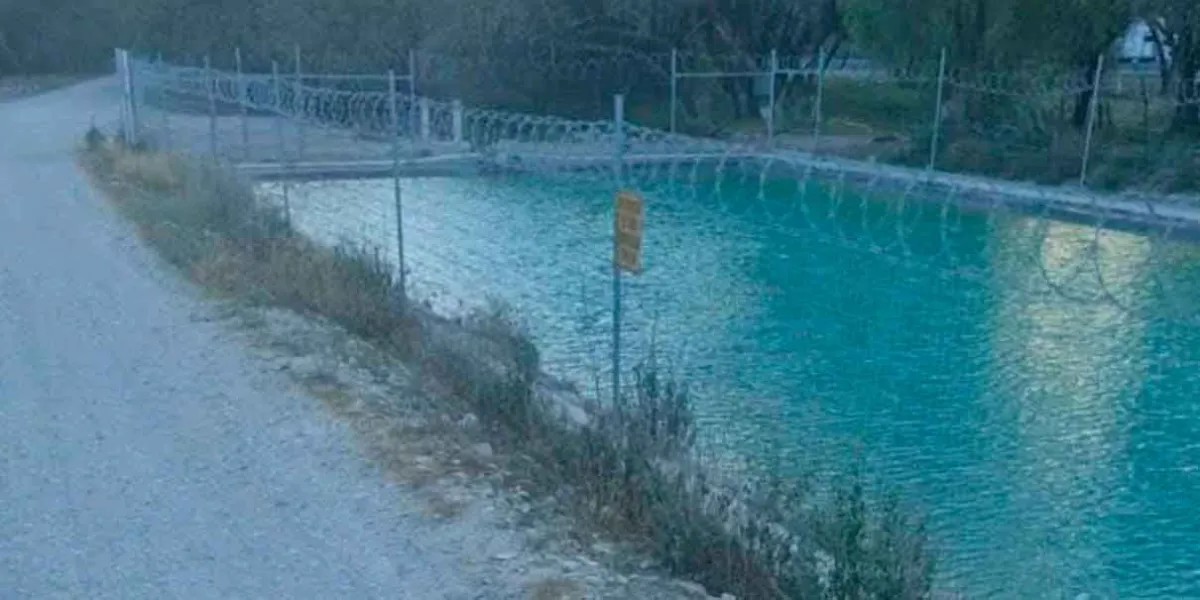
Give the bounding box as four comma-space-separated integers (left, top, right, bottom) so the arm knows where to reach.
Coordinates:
113, 45, 1200, 599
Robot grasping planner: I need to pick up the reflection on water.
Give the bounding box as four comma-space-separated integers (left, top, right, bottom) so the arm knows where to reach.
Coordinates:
259, 175, 1200, 599
978, 221, 1152, 597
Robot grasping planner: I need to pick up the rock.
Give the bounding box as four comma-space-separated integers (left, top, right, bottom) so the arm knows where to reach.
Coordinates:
280, 355, 324, 379
675, 580, 708, 597
493, 551, 518, 561
400, 417, 427, 430
471, 442, 494, 458
458, 413, 480, 429
719, 594, 737, 600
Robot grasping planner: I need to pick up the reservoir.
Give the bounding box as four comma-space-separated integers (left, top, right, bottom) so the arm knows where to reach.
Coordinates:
261, 170, 1200, 599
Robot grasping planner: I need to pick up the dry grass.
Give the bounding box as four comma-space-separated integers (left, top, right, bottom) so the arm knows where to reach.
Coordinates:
80, 130, 936, 599
297, 371, 489, 490
421, 489, 469, 521
304, 379, 358, 415
83, 134, 406, 343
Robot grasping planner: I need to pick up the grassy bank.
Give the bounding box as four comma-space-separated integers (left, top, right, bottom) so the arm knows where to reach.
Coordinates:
627, 75, 1199, 196
79, 130, 935, 600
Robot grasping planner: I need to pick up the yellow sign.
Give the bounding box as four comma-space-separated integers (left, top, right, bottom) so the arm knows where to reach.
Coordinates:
614, 190, 644, 274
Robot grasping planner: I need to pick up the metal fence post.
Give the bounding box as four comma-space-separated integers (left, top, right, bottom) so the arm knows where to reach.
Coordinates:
204, 55, 217, 161
813, 47, 826, 153
420, 98, 431, 140
235, 47, 250, 160
115, 49, 129, 143
120, 49, 141, 146
408, 50, 418, 140
452, 99, 464, 143
669, 48, 678, 134
293, 44, 306, 161
389, 69, 407, 306
1080, 53, 1105, 187
928, 47, 948, 172
272, 60, 291, 227
768, 49, 778, 142
153, 53, 172, 148
116, 49, 130, 143
612, 93, 626, 408
131, 54, 145, 141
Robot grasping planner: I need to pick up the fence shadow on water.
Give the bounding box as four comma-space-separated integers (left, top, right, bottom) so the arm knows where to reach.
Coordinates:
116, 46, 1200, 599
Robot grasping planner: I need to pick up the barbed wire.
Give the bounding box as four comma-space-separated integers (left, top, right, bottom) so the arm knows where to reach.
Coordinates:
131, 51, 1200, 407
131, 54, 1200, 331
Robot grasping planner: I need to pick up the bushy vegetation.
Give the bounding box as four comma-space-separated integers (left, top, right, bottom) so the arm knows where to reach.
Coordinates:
10, 0, 1200, 190
81, 130, 935, 599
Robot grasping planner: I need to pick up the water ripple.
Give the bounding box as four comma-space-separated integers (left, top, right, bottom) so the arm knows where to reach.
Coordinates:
261, 175, 1200, 599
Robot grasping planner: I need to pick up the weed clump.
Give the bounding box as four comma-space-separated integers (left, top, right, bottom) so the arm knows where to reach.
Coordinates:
409, 298, 934, 599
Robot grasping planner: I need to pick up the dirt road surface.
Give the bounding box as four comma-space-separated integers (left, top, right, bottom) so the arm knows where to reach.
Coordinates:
0, 77, 518, 600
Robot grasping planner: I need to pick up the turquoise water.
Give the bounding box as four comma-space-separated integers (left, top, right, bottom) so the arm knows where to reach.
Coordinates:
270, 171, 1200, 599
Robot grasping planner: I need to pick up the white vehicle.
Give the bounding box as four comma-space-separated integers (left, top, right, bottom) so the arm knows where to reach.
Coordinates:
1116, 18, 1172, 67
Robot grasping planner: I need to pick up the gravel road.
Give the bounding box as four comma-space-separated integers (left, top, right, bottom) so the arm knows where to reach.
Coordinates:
0, 77, 513, 599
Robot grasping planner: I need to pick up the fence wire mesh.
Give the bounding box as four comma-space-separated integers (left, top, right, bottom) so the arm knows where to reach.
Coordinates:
119, 46, 1200, 599
123, 45, 1200, 426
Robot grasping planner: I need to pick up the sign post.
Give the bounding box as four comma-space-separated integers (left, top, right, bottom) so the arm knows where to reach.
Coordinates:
612, 188, 643, 410
614, 190, 644, 274
611, 95, 635, 408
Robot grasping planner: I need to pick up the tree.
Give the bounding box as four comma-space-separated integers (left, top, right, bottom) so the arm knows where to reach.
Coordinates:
1010, 0, 1131, 128
0, 0, 122, 73
843, 0, 1016, 73
692, 0, 843, 120
843, 0, 1134, 131
1141, 0, 1200, 133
